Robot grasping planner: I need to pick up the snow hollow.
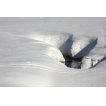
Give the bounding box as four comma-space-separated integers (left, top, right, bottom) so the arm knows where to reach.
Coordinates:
27, 33, 98, 69
0, 17, 106, 87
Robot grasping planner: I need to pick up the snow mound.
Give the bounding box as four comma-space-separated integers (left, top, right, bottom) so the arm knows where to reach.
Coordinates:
70, 37, 98, 58
44, 45, 65, 62
0, 34, 65, 66
81, 48, 106, 69
43, 33, 73, 56
26, 33, 73, 56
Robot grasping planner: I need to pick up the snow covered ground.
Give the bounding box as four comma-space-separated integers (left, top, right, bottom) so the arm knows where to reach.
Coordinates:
0, 17, 106, 87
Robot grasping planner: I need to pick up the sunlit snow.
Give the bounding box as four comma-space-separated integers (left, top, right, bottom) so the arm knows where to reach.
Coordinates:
0, 17, 106, 87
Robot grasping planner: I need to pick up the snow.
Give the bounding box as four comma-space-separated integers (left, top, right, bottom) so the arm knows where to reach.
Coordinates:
43, 33, 73, 56
70, 37, 98, 58
43, 45, 65, 62
81, 47, 106, 69
26, 32, 73, 56
0, 33, 65, 71
0, 17, 106, 87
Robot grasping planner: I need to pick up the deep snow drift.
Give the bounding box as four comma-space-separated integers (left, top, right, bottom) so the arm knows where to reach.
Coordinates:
26, 33, 73, 56
71, 37, 98, 58
0, 17, 106, 87
81, 47, 106, 69
43, 33, 73, 56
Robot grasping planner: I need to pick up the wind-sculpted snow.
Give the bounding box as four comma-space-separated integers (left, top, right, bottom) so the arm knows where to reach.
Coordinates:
44, 46, 65, 62
81, 47, 106, 69
26, 32, 73, 56
0, 17, 106, 87
26, 33, 97, 59
71, 37, 98, 58
0, 34, 65, 67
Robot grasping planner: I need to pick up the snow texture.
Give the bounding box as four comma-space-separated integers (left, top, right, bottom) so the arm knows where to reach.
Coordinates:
26, 33, 73, 56
0, 17, 106, 87
70, 37, 98, 58
43, 45, 65, 62
0, 33, 65, 64
43, 33, 73, 56
81, 47, 106, 69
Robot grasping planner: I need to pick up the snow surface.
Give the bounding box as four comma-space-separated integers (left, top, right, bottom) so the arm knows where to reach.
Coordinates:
81, 47, 106, 69
44, 33, 73, 56
25, 32, 73, 56
0, 17, 106, 87
70, 37, 98, 58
